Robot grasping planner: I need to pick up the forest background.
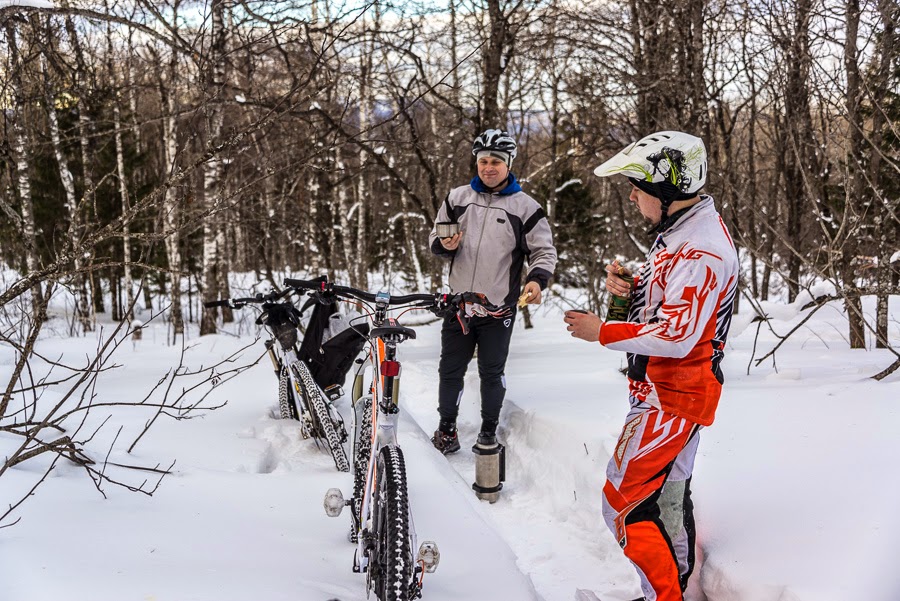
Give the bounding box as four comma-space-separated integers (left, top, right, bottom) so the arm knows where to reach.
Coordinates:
0, 0, 898, 510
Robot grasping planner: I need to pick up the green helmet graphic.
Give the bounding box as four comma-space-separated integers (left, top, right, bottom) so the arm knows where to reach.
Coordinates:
594, 131, 707, 208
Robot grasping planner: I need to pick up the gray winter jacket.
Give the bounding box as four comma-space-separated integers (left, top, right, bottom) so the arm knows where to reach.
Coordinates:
429, 174, 557, 308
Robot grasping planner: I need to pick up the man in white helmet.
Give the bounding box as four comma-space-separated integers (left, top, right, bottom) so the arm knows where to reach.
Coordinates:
428, 129, 557, 454
564, 131, 738, 601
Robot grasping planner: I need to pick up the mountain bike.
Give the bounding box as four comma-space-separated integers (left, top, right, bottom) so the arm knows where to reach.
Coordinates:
204, 287, 351, 472
283, 277, 509, 601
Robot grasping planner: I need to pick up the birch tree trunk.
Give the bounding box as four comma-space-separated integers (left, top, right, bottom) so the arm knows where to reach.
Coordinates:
250, 130, 278, 276
308, 172, 322, 275
5, 22, 43, 316
62, 14, 102, 316
126, 30, 142, 155
114, 102, 135, 322
336, 157, 356, 278
107, 21, 135, 323
40, 43, 93, 332
400, 197, 426, 292
157, 3, 185, 336
40, 56, 76, 253
353, 9, 374, 289
199, 0, 227, 336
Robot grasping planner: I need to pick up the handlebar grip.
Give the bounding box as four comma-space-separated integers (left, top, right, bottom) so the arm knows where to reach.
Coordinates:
284, 278, 324, 290
204, 299, 232, 308
333, 286, 378, 303
382, 292, 438, 305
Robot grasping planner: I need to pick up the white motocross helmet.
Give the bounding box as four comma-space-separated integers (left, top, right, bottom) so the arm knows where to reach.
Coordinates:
594, 131, 707, 207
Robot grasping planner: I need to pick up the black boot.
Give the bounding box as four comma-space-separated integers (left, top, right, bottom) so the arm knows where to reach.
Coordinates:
431, 420, 460, 455
477, 419, 498, 446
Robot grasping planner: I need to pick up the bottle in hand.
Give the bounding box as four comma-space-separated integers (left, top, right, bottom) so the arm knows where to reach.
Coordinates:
606, 261, 633, 321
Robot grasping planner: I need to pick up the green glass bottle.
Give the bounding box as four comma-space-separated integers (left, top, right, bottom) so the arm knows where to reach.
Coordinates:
606, 274, 634, 321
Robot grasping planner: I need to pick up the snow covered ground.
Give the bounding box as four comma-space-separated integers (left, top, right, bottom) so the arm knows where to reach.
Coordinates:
2, 287, 899, 601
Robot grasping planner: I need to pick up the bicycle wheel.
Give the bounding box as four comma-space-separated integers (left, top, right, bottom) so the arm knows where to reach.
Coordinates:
370, 445, 414, 601
352, 393, 373, 527
291, 361, 350, 472
277, 366, 299, 420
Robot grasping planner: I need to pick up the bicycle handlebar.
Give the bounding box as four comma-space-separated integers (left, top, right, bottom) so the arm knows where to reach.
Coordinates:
284, 278, 437, 306
283, 278, 511, 323
203, 288, 292, 309
203, 299, 233, 309
205, 277, 511, 337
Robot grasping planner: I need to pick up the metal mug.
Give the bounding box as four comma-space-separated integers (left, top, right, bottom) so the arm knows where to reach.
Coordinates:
435, 222, 460, 238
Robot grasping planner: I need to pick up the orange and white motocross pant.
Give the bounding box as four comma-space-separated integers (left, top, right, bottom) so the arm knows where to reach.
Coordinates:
602, 399, 701, 601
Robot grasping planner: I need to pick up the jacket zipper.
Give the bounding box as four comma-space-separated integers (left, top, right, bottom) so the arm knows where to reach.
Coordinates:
470, 193, 492, 293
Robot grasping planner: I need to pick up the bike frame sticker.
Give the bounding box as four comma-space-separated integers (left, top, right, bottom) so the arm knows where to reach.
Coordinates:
377, 338, 386, 391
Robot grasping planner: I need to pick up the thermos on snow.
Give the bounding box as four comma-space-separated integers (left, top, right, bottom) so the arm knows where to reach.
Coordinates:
472, 439, 505, 503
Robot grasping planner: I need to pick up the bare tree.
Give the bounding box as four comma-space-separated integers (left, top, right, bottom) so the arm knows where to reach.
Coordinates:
4, 19, 43, 316
199, 0, 229, 335
2, 0, 896, 382
870, 0, 898, 348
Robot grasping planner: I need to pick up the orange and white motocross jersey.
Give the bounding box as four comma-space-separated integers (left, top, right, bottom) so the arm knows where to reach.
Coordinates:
599, 196, 738, 426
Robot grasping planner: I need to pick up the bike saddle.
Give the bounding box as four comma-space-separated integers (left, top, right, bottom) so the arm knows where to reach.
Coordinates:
370, 318, 417, 341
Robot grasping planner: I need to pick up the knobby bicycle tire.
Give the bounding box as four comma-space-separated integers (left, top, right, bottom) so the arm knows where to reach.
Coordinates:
277, 366, 299, 421
291, 361, 350, 472
353, 392, 373, 528
371, 445, 414, 601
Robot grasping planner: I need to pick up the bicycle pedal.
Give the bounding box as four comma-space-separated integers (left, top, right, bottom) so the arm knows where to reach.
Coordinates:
323, 488, 345, 517
416, 540, 440, 573
323, 384, 343, 401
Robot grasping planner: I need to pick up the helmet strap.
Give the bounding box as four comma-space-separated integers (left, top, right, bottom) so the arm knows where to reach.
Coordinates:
649, 205, 694, 235
479, 175, 510, 192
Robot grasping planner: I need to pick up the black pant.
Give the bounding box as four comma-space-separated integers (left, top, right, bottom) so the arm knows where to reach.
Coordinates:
437, 310, 516, 425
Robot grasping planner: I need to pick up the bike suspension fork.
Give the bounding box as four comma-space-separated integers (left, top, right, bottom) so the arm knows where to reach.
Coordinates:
264, 339, 281, 375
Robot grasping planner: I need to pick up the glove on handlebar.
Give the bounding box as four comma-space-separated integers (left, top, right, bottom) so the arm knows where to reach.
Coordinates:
458, 292, 512, 318
445, 292, 513, 335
